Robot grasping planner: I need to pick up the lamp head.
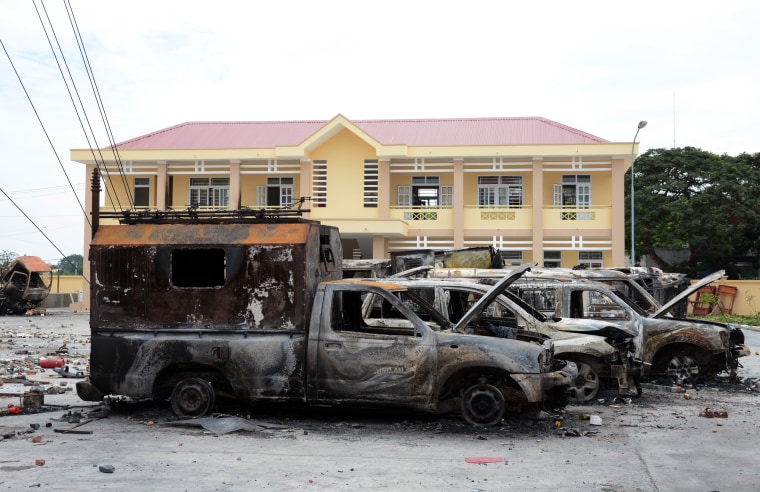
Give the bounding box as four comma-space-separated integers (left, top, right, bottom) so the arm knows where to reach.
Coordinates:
638, 121, 648, 129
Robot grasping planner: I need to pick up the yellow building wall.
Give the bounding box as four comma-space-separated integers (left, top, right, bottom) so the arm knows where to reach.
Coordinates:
49, 275, 84, 294
171, 175, 190, 207
309, 130, 380, 219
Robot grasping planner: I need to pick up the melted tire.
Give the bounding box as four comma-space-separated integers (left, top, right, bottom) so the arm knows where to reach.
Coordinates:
171, 378, 216, 417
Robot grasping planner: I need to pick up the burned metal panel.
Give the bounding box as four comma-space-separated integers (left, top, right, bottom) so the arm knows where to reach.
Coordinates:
391, 249, 435, 274
90, 221, 342, 331
87, 331, 307, 402
311, 286, 438, 406
442, 247, 502, 269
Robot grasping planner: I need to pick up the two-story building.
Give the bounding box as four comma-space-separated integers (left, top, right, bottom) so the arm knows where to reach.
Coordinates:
71, 114, 639, 307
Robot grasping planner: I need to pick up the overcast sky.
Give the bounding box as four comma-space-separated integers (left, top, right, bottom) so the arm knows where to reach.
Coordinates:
1, 0, 758, 264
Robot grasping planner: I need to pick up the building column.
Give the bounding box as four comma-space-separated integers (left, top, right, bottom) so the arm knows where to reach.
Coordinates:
378, 159, 390, 219
611, 157, 626, 266
453, 158, 464, 248
372, 235, 386, 259
156, 161, 168, 210
300, 158, 312, 219
229, 160, 241, 210
532, 157, 544, 266
79, 163, 97, 312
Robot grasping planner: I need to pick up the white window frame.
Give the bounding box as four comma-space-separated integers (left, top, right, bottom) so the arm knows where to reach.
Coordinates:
189, 178, 229, 208
134, 177, 150, 207
478, 176, 522, 208
398, 185, 411, 207
554, 175, 591, 208
256, 177, 294, 207
543, 250, 562, 268
578, 250, 603, 269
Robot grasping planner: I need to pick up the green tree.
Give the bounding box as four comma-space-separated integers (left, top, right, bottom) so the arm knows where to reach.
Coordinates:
0, 250, 20, 272
626, 147, 760, 276
55, 254, 84, 275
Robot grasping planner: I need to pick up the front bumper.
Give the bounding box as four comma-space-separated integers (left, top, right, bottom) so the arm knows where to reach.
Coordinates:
511, 361, 578, 403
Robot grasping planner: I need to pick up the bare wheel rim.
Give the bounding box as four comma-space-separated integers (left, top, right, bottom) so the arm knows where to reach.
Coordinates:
461, 383, 506, 426
171, 378, 215, 417
567, 362, 600, 403
666, 355, 700, 386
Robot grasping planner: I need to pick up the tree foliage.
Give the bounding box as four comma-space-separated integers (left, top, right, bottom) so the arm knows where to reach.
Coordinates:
0, 250, 20, 272
626, 147, 760, 277
54, 254, 84, 275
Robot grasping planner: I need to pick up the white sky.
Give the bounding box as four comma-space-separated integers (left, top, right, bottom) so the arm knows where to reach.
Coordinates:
1, 0, 759, 263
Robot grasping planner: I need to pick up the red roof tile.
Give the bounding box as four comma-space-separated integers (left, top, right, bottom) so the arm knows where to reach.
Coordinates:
114, 117, 607, 150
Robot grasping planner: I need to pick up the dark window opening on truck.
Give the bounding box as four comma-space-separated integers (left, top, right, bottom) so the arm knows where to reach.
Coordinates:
171, 249, 226, 288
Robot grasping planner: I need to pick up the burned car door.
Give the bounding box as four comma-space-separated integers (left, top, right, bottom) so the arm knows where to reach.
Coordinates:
313, 285, 437, 405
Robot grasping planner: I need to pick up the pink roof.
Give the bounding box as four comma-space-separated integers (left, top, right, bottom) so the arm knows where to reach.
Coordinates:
115, 117, 608, 150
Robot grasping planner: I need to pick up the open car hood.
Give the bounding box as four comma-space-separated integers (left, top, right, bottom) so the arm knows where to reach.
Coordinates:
453, 263, 535, 332
653, 269, 725, 318
548, 317, 638, 339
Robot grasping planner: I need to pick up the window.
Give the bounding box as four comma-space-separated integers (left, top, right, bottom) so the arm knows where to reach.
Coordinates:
441, 186, 453, 207
398, 186, 411, 207
512, 287, 558, 316
257, 177, 293, 207
134, 178, 150, 207
578, 251, 603, 269
543, 251, 562, 268
571, 289, 627, 320
554, 175, 591, 208
171, 249, 226, 288
331, 290, 416, 336
189, 178, 229, 208
312, 160, 327, 207
478, 176, 522, 207
363, 160, 378, 207
412, 176, 439, 206
501, 251, 523, 265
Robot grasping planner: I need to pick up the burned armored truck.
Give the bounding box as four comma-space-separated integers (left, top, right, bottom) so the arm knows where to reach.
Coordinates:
77, 201, 575, 425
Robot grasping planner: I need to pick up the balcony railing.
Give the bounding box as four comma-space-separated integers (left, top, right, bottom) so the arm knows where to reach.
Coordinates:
389, 206, 453, 228
544, 205, 611, 229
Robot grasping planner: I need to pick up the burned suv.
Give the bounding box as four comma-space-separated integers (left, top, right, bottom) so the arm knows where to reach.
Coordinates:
371, 265, 640, 402
416, 267, 749, 386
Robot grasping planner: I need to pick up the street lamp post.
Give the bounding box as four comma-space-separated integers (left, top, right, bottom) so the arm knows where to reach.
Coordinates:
630, 120, 647, 267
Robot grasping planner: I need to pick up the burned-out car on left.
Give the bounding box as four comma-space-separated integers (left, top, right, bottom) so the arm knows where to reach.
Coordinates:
0, 255, 52, 314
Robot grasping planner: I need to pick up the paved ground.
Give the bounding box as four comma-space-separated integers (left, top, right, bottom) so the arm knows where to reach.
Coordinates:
1, 310, 759, 491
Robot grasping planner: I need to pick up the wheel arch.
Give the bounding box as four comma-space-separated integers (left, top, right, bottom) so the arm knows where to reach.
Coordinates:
153, 363, 234, 401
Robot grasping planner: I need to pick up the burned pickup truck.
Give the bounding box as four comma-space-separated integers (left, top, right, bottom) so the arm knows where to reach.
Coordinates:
0, 255, 52, 314
77, 197, 575, 425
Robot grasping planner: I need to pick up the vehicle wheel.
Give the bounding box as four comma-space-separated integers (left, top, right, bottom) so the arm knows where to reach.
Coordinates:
460, 383, 505, 426
665, 352, 700, 386
171, 378, 216, 417
566, 361, 600, 403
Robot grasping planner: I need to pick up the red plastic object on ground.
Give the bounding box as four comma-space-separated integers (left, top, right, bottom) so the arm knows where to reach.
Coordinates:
39, 358, 65, 368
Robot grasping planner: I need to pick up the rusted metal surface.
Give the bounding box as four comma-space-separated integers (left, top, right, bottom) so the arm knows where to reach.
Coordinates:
0, 255, 52, 314
90, 222, 342, 330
